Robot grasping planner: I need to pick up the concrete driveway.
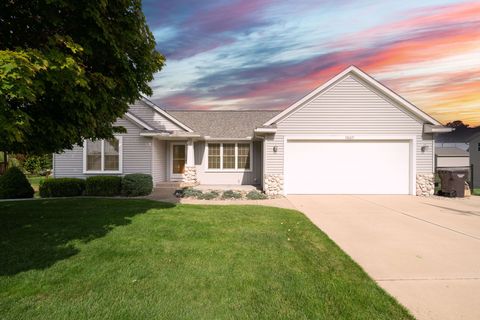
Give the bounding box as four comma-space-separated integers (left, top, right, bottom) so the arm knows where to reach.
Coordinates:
287, 195, 480, 320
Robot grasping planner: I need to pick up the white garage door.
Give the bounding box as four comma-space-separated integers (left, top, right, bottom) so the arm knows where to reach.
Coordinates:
285, 140, 411, 194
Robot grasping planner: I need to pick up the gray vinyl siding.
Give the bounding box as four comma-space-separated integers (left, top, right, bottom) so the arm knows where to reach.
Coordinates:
129, 100, 185, 131
152, 139, 167, 183
54, 117, 152, 178
194, 141, 263, 185
470, 136, 480, 188
265, 74, 434, 175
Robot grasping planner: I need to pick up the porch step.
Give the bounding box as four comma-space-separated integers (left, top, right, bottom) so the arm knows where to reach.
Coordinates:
156, 182, 182, 188
155, 182, 197, 189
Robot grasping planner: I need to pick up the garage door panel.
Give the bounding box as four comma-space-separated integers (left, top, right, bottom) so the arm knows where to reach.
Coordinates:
285, 140, 410, 194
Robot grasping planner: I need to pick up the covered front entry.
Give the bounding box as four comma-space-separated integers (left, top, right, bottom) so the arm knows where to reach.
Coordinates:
284, 137, 414, 195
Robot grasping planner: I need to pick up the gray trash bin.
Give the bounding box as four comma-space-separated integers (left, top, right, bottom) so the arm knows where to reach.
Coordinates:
437, 169, 468, 197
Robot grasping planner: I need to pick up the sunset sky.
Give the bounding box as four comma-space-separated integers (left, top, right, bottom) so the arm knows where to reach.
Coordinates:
143, 0, 480, 126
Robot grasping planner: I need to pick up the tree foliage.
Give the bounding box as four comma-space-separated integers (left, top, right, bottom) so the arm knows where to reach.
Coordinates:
446, 120, 469, 128
0, 0, 165, 154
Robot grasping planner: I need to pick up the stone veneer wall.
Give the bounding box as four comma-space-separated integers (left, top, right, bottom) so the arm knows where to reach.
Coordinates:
183, 166, 197, 184
416, 173, 434, 196
264, 174, 283, 195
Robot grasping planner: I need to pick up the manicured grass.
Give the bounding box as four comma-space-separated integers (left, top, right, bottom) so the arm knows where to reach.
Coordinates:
473, 188, 480, 196
0, 199, 413, 320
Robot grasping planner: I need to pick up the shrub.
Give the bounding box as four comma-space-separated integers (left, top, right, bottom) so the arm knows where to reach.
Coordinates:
39, 178, 85, 198
222, 190, 242, 199
85, 176, 122, 196
246, 190, 268, 200
121, 173, 153, 197
183, 188, 203, 198
198, 190, 219, 200
23, 154, 52, 175
0, 167, 34, 199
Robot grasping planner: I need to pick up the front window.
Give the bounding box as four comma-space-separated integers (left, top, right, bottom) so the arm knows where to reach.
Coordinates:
237, 143, 251, 170
222, 143, 236, 169
207, 142, 252, 171
84, 137, 122, 173
208, 143, 221, 169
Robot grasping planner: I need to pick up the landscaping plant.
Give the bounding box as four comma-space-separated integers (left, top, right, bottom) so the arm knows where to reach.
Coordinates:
39, 178, 85, 198
121, 174, 153, 197
0, 167, 34, 199
85, 176, 122, 196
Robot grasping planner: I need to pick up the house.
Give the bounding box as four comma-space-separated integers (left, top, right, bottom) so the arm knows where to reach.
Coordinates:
436, 127, 480, 188
53, 66, 452, 196
468, 133, 480, 188
435, 147, 470, 169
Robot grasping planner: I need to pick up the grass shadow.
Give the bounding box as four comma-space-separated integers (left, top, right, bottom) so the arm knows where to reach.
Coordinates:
0, 198, 174, 276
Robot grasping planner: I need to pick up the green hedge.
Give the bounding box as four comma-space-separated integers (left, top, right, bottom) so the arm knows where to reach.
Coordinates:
121, 173, 153, 197
39, 178, 86, 198
85, 176, 122, 196
0, 167, 34, 199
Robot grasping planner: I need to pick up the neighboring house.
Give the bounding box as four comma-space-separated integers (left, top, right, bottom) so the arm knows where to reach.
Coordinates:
435, 147, 470, 169
468, 133, 480, 188
435, 127, 480, 188
53, 66, 451, 196
435, 127, 480, 151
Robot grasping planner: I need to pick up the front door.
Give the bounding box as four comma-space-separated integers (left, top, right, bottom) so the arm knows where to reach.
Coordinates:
171, 143, 186, 180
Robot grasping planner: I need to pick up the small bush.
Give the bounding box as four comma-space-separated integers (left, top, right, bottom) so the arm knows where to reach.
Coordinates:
222, 190, 242, 199
39, 178, 85, 198
183, 188, 203, 198
246, 190, 268, 200
85, 176, 122, 196
121, 173, 153, 197
198, 190, 219, 200
0, 167, 34, 199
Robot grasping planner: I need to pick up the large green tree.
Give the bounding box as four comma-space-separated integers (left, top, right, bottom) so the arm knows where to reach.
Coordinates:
0, 0, 164, 154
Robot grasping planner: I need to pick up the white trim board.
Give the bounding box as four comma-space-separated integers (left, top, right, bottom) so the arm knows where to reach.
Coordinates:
264, 65, 442, 127
125, 112, 154, 131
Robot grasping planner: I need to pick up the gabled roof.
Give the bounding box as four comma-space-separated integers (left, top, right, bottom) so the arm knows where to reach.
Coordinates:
168, 110, 280, 139
124, 112, 154, 130
140, 97, 194, 132
263, 65, 442, 126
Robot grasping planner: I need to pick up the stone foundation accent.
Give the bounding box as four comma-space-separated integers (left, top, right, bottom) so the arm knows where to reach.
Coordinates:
416, 173, 434, 196
183, 166, 197, 184
264, 174, 283, 195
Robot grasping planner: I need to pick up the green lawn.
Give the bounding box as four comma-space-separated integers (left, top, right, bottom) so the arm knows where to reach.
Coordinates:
474, 188, 480, 196
0, 199, 413, 320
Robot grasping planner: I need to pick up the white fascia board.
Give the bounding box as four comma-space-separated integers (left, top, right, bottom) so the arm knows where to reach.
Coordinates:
263, 65, 442, 126
125, 112, 154, 130
140, 97, 194, 132
424, 124, 454, 133
254, 127, 277, 133
203, 137, 253, 141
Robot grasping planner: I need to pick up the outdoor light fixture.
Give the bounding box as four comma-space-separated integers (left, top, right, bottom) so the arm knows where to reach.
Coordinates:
421, 145, 429, 152
273, 146, 278, 152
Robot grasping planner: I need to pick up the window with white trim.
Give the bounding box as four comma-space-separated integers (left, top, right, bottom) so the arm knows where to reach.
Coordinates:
84, 137, 122, 173
207, 142, 252, 171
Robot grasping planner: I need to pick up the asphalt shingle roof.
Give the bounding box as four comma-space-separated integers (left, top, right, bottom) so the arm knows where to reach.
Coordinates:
167, 110, 280, 138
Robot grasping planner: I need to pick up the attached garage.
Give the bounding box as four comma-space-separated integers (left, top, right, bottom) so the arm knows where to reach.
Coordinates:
258, 66, 449, 196
284, 137, 414, 194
